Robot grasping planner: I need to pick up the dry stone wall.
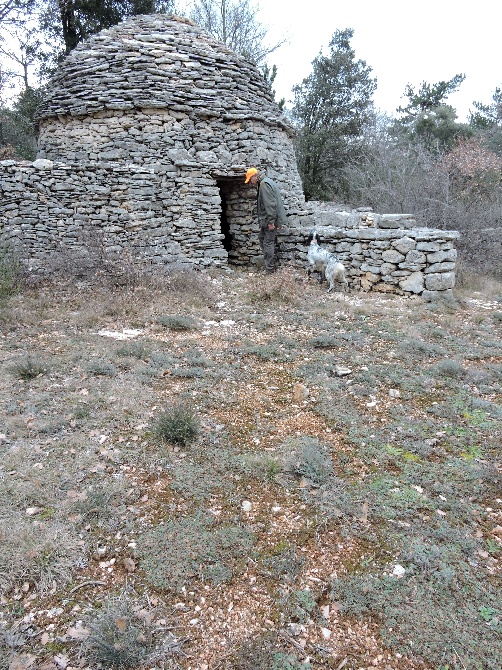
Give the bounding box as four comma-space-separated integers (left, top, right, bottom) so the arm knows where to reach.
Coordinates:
0, 159, 232, 268
0, 14, 460, 295
280, 207, 459, 296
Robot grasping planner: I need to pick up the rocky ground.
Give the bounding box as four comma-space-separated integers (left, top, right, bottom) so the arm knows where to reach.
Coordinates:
0, 266, 500, 670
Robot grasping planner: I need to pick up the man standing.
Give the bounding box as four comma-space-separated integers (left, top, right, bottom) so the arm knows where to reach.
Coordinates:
245, 167, 287, 274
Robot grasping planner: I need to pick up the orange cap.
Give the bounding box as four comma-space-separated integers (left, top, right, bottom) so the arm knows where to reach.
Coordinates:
245, 167, 258, 183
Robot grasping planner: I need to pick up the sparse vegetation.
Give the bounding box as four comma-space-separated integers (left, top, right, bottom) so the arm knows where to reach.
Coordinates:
0, 244, 23, 303
156, 314, 198, 330
8, 355, 48, 380
139, 513, 254, 593
0, 266, 500, 670
154, 401, 200, 447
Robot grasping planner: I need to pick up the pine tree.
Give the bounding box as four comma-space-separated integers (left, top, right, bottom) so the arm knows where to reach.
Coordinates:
291, 28, 376, 201
393, 75, 472, 151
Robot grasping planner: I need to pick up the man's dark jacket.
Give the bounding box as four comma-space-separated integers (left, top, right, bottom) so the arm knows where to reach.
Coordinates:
257, 176, 287, 229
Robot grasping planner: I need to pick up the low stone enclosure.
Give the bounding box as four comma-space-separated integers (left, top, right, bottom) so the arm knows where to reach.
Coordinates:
0, 14, 460, 297
284, 205, 459, 296
0, 159, 459, 297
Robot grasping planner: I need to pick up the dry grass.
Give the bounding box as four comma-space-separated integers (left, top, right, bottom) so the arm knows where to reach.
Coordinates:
0, 265, 500, 670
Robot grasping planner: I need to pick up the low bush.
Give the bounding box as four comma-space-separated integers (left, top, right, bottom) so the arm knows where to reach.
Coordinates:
288, 437, 333, 486
432, 358, 467, 379
248, 267, 303, 304
82, 593, 154, 668
156, 314, 197, 330
0, 516, 83, 594
139, 514, 254, 592
330, 553, 501, 669
154, 401, 200, 447
116, 341, 152, 360
259, 545, 305, 582
8, 355, 48, 380
85, 358, 118, 377
223, 632, 309, 670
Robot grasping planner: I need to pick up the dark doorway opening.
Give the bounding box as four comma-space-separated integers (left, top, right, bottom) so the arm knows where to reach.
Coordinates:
215, 175, 258, 265
219, 186, 233, 252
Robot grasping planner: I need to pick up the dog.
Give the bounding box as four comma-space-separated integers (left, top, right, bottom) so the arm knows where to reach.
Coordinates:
306, 228, 348, 292
306, 228, 331, 281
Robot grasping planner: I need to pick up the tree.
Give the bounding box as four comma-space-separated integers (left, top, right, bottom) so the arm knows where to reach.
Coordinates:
40, 0, 177, 56
469, 87, 502, 155
0, 24, 43, 89
393, 74, 472, 151
0, 87, 40, 158
0, 0, 35, 25
291, 28, 376, 201
188, 0, 283, 65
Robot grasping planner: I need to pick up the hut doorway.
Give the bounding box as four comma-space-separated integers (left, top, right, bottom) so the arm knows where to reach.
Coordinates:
216, 177, 258, 266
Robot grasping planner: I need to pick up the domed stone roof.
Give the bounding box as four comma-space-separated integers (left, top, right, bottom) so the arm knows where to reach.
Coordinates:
35, 14, 287, 129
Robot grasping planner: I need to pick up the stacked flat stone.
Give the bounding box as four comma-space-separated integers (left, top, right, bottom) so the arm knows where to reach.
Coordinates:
35, 14, 286, 129
280, 211, 460, 296
0, 14, 460, 293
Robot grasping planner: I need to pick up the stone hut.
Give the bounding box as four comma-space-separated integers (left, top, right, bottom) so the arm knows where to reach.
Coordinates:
30, 13, 309, 267
0, 14, 460, 296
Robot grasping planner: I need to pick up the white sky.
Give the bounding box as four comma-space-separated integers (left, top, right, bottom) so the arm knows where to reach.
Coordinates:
253, 0, 501, 121
2, 0, 500, 121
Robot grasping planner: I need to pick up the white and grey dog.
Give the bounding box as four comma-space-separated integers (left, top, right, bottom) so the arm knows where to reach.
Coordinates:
307, 228, 348, 292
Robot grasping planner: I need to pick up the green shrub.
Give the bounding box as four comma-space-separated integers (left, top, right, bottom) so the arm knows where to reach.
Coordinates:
330, 537, 502, 669
308, 334, 341, 348
223, 632, 309, 670
154, 402, 200, 447
85, 359, 118, 377
289, 437, 333, 485
397, 338, 447, 360
82, 594, 153, 668
0, 516, 83, 593
241, 454, 283, 482
260, 546, 305, 582
156, 314, 197, 330
432, 358, 466, 379
139, 513, 254, 593
115, 341, 151, 360
8, 355, 47, 380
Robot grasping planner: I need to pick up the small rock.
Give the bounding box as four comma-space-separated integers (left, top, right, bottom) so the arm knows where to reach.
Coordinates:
241, 500, 252, 512
54, 654, 68, 670
25, 507, 43, 516
389, 388, 400, 398
320, 627, 332, 639
286, 623, 305, 636
335, 365, 352, 377
96, 545, 107, 558
392, 564, 406, 578
54, 655, 68, 670
123, 557, 136, 572
293, 383, 309, 401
